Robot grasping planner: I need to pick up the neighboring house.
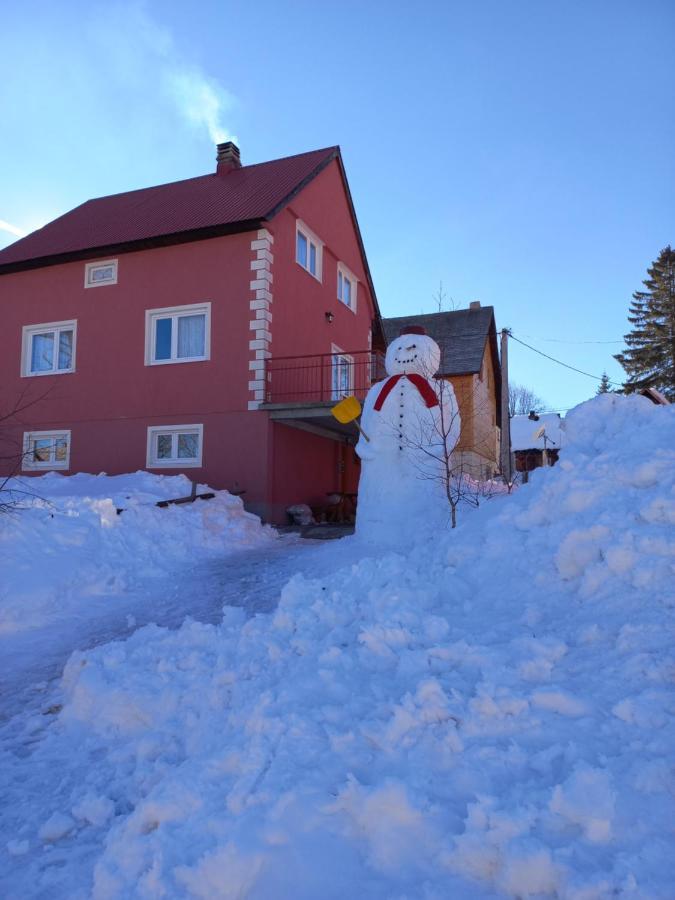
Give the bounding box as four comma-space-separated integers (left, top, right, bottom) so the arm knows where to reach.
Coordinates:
383, 304, 502, 478
511, 412, 564, 480
0, 143, 381, 522
640, 387, 671, 405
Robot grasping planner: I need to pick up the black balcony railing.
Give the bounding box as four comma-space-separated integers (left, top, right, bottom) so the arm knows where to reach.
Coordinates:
264, 350, 386, 404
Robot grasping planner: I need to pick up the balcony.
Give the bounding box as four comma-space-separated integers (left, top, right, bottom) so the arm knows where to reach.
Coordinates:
260, 350, 386, 441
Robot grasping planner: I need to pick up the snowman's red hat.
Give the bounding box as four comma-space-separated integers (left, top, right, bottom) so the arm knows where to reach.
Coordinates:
399, 325, 427, 336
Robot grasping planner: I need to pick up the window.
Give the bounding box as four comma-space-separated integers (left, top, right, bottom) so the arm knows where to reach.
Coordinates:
23, 430, 71, 470
337, 262, 357, 312
146, 424, 203, 468
85, 259, 118, 288
331, 347, 353, 401
145, 303, 211, 366
296, 220, 323, 281
21, 320, 76, 376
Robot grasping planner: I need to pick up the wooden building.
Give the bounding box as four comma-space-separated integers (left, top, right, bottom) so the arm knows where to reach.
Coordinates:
383, 304, 502, 478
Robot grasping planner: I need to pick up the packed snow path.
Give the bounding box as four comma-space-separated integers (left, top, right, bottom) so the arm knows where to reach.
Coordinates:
0, 473, 287, 725
0, 532, 370, 900
1, 534, 356, 724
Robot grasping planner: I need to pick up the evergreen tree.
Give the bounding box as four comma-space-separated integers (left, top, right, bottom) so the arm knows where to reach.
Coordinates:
615, 246, 675, 400
596, 372, 612, 394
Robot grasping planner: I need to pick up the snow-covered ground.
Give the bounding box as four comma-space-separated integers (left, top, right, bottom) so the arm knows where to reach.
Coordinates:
0, 472, 279, 722
0, 471, 275, 639
2, 395, 674, 898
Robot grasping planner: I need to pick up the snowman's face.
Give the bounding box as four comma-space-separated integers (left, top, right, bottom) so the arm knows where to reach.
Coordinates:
385, 333, 441, 377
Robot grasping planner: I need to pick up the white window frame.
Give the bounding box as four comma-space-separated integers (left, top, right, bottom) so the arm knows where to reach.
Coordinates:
337, 262, 358, 313
144, 302, 211, 366
22, 429, 71, 471
146, 424, 204, 469
84, 259, 118, 288
295, 219, 323, 282
21, 320, 77, 377
331, 344, 354, 401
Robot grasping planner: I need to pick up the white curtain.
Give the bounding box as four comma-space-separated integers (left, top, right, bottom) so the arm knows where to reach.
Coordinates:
177, 315, 205, 358
58, 330, 73, 370
332, 356, 351, 400
31, 333, 54, 372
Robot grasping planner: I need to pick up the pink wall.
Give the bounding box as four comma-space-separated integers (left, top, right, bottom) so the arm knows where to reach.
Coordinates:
269, 161, 375, 360
0, 234, 275, 510
0, 158, 378, 523
269, 424, 340, 522
263, 159, 376, 517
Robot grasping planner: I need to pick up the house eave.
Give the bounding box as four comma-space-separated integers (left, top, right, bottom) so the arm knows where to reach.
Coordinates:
0, 218, 266, 276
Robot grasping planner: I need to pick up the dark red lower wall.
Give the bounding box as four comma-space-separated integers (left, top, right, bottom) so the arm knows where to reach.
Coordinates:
3, 411, 270, 515
2, 413, 362, 524
269, 425, 362, 523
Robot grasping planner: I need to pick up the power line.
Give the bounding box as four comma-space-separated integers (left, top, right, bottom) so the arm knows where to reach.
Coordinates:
508, 333, 624, 386
520, 334, 624, 345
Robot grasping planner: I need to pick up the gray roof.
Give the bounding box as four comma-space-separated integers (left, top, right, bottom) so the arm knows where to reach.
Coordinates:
382, 306, 497, 376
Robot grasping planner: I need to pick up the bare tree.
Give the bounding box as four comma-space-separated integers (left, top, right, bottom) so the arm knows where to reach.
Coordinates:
401, 377, 509, 528
508, 383, 545, 417
432, 281, 458, 313
0, 385, 52, 513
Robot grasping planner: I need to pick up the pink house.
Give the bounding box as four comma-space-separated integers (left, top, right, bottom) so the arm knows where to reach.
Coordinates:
0, 144, 383, 522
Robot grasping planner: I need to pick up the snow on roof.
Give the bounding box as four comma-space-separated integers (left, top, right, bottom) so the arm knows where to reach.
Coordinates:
640, 387, 671, 405
510, 412, 565, 451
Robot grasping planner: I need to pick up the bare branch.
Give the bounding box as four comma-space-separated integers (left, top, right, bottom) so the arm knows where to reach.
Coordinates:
0, 385, 53, 513
395, 376, 512, 528
508, 383, 546, 418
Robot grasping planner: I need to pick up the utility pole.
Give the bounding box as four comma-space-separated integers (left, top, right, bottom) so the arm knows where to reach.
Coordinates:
499, 328, 512, 482
541, 431, 551, 467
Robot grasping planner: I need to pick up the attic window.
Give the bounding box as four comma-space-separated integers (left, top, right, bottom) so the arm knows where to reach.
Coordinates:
296, 220, 322, 281
85, 259, 118, 288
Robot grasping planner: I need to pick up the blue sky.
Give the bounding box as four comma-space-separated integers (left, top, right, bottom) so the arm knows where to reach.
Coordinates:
2, 0, 673, 411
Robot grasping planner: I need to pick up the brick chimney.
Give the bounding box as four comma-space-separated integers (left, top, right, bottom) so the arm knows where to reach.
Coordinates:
216, 141, 241, 174
469, 300, 481, 310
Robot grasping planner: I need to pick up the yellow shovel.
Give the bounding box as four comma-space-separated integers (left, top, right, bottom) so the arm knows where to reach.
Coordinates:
331, 396, 370, 442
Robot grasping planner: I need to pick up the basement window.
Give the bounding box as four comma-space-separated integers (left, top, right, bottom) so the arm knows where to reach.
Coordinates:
145, 303, 211, 365
21, 320, 76, 376
296, 220, 323, 281
23, 430, 71, 470
147, 424, 203, 468
84, 259, 118, 288
337, 262, 357, 312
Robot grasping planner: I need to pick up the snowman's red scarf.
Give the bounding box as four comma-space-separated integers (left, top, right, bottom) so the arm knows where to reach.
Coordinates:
373, 374, 439, 411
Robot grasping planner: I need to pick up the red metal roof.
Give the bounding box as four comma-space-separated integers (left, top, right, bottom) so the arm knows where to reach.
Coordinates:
0, 147, 338, 272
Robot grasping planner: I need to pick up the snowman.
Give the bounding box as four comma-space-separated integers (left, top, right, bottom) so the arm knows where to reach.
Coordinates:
355, 326, 460, 542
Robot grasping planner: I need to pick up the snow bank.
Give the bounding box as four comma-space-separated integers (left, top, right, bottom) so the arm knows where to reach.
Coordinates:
3, 395, 674, 898
0, 472, 273, 634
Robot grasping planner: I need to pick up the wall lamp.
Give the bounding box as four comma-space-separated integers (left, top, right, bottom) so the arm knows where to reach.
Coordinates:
325, 311, 335, 324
